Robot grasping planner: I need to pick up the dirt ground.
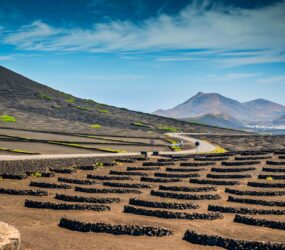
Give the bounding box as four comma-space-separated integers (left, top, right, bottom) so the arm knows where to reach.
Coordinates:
1, 154, 285, 249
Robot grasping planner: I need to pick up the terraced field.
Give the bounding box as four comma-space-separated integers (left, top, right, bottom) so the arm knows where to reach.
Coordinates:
1, 151, 285, 249
0, 127, 183, 155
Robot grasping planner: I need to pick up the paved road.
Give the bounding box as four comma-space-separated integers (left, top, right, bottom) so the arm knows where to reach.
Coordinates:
160, 133, 216, 155
0, 133, 217, 161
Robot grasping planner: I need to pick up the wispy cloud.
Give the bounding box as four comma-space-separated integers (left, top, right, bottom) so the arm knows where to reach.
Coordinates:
207, 72, 260, 82
77, 74, 147, 81
216, 50, 285, 68
0, 55, 19, 61
256, 75, 285, 84
1, 1, 285, 56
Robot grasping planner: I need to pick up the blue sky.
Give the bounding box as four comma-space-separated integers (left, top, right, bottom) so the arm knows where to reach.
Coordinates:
0, 0, 285, 112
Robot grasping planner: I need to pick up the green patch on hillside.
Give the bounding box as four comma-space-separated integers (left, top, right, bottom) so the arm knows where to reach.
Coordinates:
98, 109, 110, 114
64, 98, 76, 104
0, 115, 16, 122
90, 124, 102, 129
75, 105, 92, 111
35, 93, 53, 101
157, 126, 178, 132
131, 122, 152, 128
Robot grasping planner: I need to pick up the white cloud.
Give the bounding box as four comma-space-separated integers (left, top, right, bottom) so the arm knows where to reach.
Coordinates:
256, 75, 285, 84
216, 50, 285, 68
1, 1, 285, 63
0, 55, 18, 61
207, 72, 260, 82
78, 74, 147, 81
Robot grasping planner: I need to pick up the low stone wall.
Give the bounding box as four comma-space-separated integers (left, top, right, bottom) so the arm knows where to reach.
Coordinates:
207, 174, 252, 179
0, 174, 27, 180
159, 185, 217, 192
75, 186, 142, 194
225, 188, 285, 196
26, 171, 55, 177
194, 157, 229, 161
157, 158, 176, 162
228, 195, 285, 207
165, 167, 203, 172
124, 205, 223, 220
258, 174, 285, 180
141, 177, 181, 183
202, 152, 235, 157
262, 167, 285, 173
86, 174, 132, 181
234, 214, 285, 231
129, 198, 199, 210
109, 170, 148, 176
103, 182, 151, 189
266, 161, 285, 165
190, 179, 240, 186
143, 162, 174, 166
150, 190, 221, 200
211, 167, 255, 173
25, 199, 110, 211
240, 151, 270, 156
49, 168, 76, 174
58, 177, 96, 185
247, 182, 285, 188
183, 229, 285, 249
154, 173, 200, 178
180, 162, 215, 167
0, 155, 138, 175
0, 221, 21, 250
0, 188, 47, 196
55, 193, 120, 204
235, 156, 271, 161
274, 151, 285, 155
127, 167, 160, 171
29, 181, 72, 189
208, 205, 285, 215
59, 217, 172, 237
76, 165, 95, 170
222, 161, 260, 166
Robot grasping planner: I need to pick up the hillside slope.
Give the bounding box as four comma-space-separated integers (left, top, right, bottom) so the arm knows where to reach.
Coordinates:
0, 66, 235, 135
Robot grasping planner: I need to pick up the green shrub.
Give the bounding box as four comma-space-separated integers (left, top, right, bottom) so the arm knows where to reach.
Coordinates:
65, 98, 76, 104
99, 109, 109, 114
30, 172, 42, 178
35, 93, 52, 101
90, 124, 102, 129
132, 122, 151, 128
0, 115, 16, 122
157, 126, 178, 132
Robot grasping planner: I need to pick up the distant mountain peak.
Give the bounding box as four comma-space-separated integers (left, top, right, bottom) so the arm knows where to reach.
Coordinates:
153, 92, 285, 126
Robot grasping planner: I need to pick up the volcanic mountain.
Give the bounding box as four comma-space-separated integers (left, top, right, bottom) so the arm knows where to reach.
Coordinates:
153, 92, 285, 128
0, 66, 234, 135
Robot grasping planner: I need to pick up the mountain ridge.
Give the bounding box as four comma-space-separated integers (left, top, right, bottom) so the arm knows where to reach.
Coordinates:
153, 92, 285, 124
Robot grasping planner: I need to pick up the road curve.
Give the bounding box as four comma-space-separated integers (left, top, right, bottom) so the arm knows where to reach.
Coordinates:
0, 133, 217, 161
160, 133, 216, 155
